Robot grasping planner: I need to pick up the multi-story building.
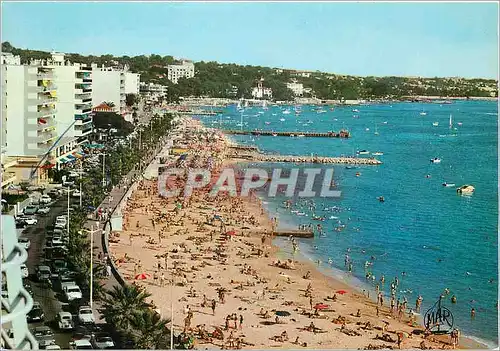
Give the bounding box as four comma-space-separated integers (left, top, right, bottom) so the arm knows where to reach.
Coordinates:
139, 82, 169, 95
124, 72, 140, 95
91, 65, 126, 116
167, 60, 195, 84
1, 215, 38, 349
286, 81, 305, 97
251, 78, 273, 99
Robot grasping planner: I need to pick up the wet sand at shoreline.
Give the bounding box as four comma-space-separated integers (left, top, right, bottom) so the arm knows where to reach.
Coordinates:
106, 118, 482, 350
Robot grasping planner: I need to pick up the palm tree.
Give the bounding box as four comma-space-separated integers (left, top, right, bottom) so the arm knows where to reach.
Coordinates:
100, 285, 152, 333
129, 309, 171, 349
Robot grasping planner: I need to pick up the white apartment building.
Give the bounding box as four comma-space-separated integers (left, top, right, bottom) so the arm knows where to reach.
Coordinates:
286, 82, 305, 96
91, 65, 126, 115
139, 82, 168, 95
251, 78, 272, 99
167, 60, 195, 84
124, 72, 140, 95
1, 52, 92, 185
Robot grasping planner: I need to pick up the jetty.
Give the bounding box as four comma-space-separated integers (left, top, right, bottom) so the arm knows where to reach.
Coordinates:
224, 130, 350, 138
273, 230, 314, 238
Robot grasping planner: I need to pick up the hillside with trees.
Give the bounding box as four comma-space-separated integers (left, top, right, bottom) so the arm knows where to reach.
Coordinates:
2, 41, 497, 101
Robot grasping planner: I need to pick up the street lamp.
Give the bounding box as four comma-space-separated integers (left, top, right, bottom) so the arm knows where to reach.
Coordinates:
85, 225, 101, 310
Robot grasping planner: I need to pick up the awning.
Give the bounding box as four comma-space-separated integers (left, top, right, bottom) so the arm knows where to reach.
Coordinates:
67, 154, 76, 160
57, 157, 68, 164
72, 152, 83, 159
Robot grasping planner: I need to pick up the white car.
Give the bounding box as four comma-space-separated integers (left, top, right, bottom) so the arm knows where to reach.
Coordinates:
78, 306, 95, 325
69, 339, 93, 350
20, 264, 29, 278
20, 217, 38, 225
62, 180, 75, 187
57, 311, 74, 330
91, 334, 114, 349
72, 190, 82, 198
46, 345, 62, 350
40, 195, 52, 204
18, 237, 31, 250
63, 284, 82, 302
37, 206, 51, 215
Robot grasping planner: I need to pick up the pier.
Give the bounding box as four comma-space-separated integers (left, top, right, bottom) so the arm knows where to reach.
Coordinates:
224, 130, 350, 138
273, 229, 314, 238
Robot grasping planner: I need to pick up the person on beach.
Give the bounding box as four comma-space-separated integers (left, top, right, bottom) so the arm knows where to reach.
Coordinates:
211, 299, 216, 315
239, 314, 243, 329
153, 271, 158, 285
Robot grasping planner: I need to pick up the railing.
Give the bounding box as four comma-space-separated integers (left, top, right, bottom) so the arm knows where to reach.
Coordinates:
1, 216, 38, 350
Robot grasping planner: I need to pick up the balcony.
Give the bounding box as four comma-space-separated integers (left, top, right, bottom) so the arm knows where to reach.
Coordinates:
35, 108, 57, 118
75, 107, 92, 115
75, 114, 93, 124
83, 78, 92, 83
83, 88, 92, 93
36, 72, 54, 79
36, 96, 57, 105
74, 127, 93, 137
36, 118, 57, 130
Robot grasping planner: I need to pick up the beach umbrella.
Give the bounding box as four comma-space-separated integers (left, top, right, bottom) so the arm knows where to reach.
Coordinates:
314, 303, 329, 310
275, 311, 291, 317
135, 273, 150, 280
336, 290, 348, 295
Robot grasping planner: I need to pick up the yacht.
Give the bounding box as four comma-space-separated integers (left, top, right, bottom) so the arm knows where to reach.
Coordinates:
430, 158, 441, 163
357, 150, 370, 155
282, 110, 291, 115
372, 152, 384, 156
442, 182, 456, 187
432, 122, 439, 126
279, 118, 285, 122
420, 112, 427, 116
272, 133, 278, 137
457, 185, 475, 194
352, 109, 360, 113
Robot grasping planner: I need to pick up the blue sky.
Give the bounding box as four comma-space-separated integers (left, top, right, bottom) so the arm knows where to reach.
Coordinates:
2, 2, 498, 78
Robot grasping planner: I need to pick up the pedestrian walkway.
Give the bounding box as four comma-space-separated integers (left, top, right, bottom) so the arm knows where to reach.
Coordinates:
84, 136, 170, 319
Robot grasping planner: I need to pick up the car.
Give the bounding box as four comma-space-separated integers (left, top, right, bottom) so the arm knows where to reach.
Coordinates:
27, 302, 45, 322
35, 265, 52, 282
23, 280, 34, 295
40, 195, 52, 204
77, 306, 95, 325
57, 311, 74, 330
22, 217, 38, 225
69, 339, 93, 350
51, 259, 68, 274
37, 206, 51, 215
32, 326, 55, 348
91, 333, 115, 349
20, 264, 29, 278
72, 190, 82, 198
15, 220, 27, 229
23, 205, 39, 215
63, 284, 82, 302
46, 345, 62, 350
48, 189, 61, 197
18, 237, 31, 250
62, 180, 75, 187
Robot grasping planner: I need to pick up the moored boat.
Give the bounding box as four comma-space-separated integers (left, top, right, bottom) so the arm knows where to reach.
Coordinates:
430, 158, 441, 163
456, 184, 475, 194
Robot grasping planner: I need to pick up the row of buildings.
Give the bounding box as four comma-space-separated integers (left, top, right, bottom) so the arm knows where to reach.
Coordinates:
250, 78, 312, 99
0, 52, 142, 188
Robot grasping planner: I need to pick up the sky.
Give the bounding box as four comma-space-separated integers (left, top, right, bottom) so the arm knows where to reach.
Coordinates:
1, 1, 499, 79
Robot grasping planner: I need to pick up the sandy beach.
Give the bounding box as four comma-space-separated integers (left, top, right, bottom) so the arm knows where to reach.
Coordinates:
105, 117, 474, 350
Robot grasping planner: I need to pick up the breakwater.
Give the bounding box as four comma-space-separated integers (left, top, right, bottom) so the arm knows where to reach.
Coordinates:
252, 154, 382, 165
224, 130, 350, 138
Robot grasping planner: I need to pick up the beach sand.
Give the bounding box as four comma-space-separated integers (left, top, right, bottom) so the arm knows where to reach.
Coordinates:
106, 118, 474, 350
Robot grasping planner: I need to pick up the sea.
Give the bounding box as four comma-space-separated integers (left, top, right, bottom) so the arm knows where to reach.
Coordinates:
197, 100, 498, 347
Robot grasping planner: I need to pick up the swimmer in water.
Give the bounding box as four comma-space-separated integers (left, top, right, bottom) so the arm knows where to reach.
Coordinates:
426, 174, 431, 178
328, 258, 333, 265
314, 246, 318, 250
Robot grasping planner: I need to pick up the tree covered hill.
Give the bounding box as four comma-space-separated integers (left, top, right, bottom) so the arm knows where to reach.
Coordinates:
2, 41, 497, 101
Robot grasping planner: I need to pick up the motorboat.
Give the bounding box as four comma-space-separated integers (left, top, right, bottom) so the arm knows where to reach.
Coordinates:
430, 158, 441, 163
457, 185, 475, 194
265, 121, 271, 125
279, 118, 285, 122
442, 182, 456, 187
345, 166, 357, 169
272, 133, 278, 137
355, 172, 361, 177
432, 122, 439, 126
297, 134, 305, 137
378, 196, 385, 202
457, 122, 463, 126
282, 110, 291, 115
352, 109, 360, 113
357, 150, 370, 155
420, 112, 427, 116
372, 152, 384, 156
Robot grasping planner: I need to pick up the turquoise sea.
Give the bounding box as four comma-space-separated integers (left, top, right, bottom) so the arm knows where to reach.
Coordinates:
198, 100, 498, 347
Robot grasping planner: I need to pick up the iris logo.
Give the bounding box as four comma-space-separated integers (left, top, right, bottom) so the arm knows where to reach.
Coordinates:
424, 297, 454, 334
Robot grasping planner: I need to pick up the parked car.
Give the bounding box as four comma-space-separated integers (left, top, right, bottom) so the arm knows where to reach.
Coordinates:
69, 339, 93, 350
48, 189, 61, 197
15, 220, 27, 229
37, 206, 51, 215
18, 216, 38, 225
35, 265, 52, 282
18, 237, 31, 250
72, 190, 82, 198
51, 259, 68, 274
40, 195, 52, 204
23, 280, 33, 296
77, 306, 95, 325
46, 345, 62, 350
57, 311, 74, 330
91, 333, 115, 349
62, 180, 75, 187
27, 302, 45, 322
20, 264, 29, 278
23, 205, 39, 215
63, 283, 83, 302
32, 326, 55, 348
